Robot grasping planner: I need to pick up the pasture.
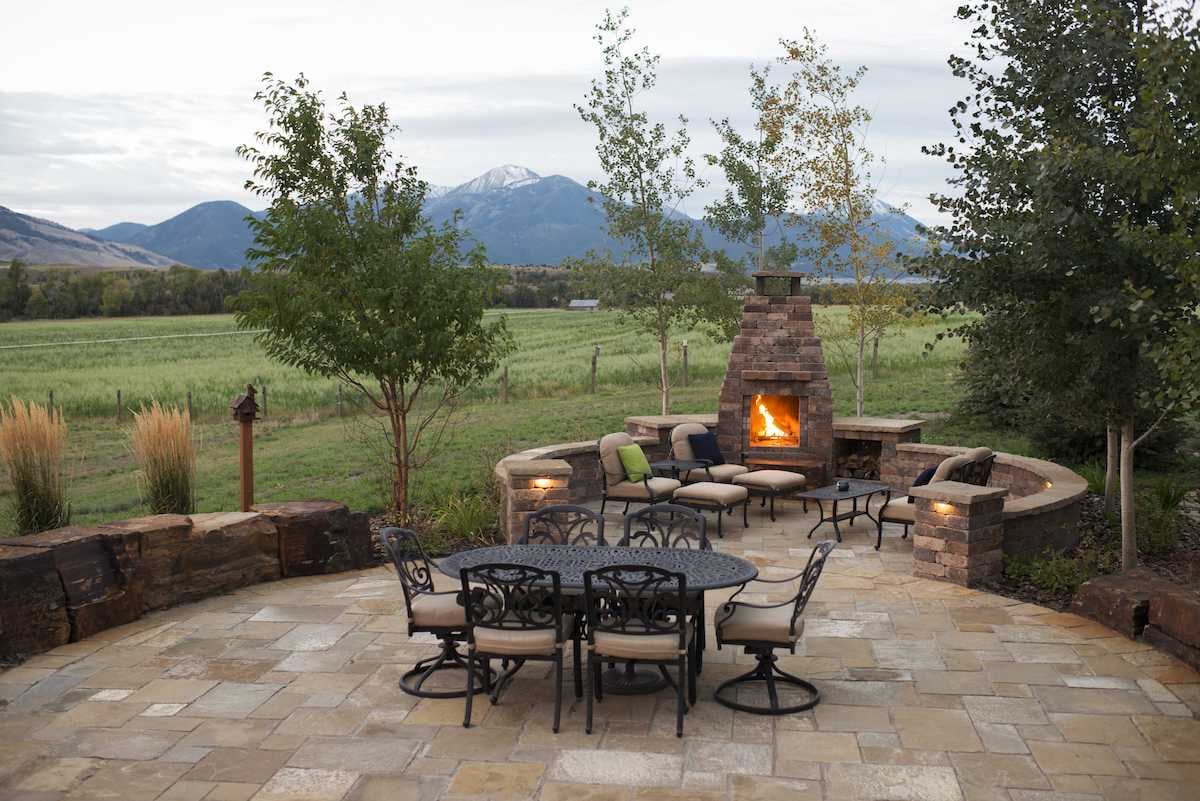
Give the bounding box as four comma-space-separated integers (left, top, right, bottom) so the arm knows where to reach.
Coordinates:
0, 308, 977, 530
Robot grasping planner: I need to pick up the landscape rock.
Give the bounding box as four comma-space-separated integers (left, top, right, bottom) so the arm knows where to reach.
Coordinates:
1071, 567, 1160, 638
1146, 580, 1200, 669
253, 500, 373, 576
0, 544, 70, 660
0, 525, 142, 641
106, 514, 192, 610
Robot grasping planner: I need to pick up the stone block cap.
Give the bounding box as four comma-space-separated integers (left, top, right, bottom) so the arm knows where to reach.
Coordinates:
833, 416, 926, 434
909, 480, 1009, 505
503, 459, 573, 477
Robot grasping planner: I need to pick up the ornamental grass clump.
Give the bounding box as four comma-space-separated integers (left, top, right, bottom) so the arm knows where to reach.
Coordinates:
0, 398, 70, 535
130, 401, 196, 515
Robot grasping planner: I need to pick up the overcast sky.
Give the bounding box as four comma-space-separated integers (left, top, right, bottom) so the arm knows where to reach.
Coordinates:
1, 0, 970, 230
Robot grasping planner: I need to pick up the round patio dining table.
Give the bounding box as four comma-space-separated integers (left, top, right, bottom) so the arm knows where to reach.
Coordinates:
438, 543, 759, 693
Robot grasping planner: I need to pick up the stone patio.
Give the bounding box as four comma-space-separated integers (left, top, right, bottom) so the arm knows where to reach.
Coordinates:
2, 502, 1198, 801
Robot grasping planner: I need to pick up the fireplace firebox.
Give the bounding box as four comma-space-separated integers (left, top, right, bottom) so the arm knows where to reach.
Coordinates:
749, 394, 801, 448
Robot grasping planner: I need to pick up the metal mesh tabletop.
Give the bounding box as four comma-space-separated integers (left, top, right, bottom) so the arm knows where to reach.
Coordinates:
438, 544, 758, 591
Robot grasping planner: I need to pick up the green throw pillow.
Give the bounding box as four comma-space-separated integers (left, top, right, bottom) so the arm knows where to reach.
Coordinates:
617, 443, 652, 483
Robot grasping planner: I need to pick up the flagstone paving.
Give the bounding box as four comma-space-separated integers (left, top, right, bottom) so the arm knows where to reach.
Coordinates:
2, 505, 1198, 801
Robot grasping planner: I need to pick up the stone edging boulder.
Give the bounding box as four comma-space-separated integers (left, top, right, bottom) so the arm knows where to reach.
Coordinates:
1073, 569, 1200, 670
0, 500, 373, 664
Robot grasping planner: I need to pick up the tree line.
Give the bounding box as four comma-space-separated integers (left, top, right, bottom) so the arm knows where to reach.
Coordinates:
0, 261, 253, 320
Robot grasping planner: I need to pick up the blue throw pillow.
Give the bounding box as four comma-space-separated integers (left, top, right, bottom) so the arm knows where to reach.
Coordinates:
907, 465, 938, 503
688, 432, 725, 466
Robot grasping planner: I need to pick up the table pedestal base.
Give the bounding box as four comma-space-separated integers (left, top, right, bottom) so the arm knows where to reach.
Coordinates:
601, 662, 667, 695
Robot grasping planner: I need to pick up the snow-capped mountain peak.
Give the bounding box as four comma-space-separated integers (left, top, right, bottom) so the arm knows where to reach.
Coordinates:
453, 165, 541, 195
872, 197, 902, 215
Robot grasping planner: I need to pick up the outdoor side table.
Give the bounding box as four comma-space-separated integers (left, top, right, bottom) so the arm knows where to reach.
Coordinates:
650, 458, 707, 481
795, 479, 891, 542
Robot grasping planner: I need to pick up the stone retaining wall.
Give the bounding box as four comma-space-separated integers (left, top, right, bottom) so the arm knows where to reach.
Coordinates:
0, 500, 372, 663
887, 443, 1088, 559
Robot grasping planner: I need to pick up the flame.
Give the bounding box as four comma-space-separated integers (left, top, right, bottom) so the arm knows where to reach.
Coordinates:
754, 394, 789, 438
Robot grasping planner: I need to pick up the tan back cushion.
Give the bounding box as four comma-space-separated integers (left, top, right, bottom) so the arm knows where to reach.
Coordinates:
670, 423, 708, 462
963, 446, 993, 464
931, 454, 972, 482
599, 432, 636, 485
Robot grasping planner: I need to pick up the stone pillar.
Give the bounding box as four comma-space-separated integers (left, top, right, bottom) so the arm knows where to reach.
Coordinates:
498, 460, 572, 543
909, 481, 1008, 587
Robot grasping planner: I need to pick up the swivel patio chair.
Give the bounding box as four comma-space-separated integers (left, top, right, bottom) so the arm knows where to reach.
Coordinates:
713, 540, 836, 715
583, 565, 697, 737
520, 504, 606, 546
379, 527, 491, 698
877, 447, 996, 548
598, 432, 680, 515
459, 563, 568, 732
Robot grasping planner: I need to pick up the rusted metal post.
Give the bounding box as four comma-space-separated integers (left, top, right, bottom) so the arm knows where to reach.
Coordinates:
230, 385, 259, 512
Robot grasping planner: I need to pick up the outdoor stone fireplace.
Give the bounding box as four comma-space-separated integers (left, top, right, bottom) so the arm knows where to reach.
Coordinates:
717, 273, 834, 482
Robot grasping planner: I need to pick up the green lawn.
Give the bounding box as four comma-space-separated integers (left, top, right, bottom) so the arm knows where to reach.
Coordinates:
0, 307, 979, 531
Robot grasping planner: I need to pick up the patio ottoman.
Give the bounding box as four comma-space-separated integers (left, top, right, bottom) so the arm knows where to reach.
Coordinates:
733, 470, 808, 522
672, 482, 749, 538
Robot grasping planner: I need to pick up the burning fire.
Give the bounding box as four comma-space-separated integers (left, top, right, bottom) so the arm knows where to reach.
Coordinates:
754, 395, 789, 439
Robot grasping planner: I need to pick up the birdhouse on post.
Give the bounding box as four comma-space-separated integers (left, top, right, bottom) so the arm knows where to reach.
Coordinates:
230, 385, 259, 512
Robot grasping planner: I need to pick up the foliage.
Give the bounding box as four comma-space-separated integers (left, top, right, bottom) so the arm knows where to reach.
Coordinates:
913, 0, 1200, 567
704, 64, 797, 271
1003, 551, 1096, 597
0, 260, 32, 321
572, 7, 745, 415
234, 73, 513, 518
0, 398, 69, 535
434, 494, 498, 544
128, 401, 196, 514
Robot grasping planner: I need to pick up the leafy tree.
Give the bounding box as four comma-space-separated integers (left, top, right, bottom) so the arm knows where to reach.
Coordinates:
915, 0, 1200, 568
773, 32, 904, 416
234, 74, 512, 518
0, 259, 32, 320
704, 64, 797, 272
573, 7, 743, 414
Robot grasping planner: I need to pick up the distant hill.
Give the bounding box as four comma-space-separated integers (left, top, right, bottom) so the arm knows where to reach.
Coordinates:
0, 206, 175, 268
17, 164, 929, 271
90, 200, 261, 269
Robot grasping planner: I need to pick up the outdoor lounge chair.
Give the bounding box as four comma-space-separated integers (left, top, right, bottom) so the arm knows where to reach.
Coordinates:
598, 432, 680, 514
713, 540, 836, 715
379, 527, 492, 698
876, 447, 996, 548
668, 422, 750, 483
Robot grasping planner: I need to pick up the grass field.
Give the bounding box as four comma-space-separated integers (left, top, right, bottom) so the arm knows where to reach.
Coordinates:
0, 307, 984, 531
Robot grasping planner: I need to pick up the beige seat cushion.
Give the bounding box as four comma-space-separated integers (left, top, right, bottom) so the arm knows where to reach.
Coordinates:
593, 624, 691, 660
410, 593, 465, 628
606, 477, 681, 500
473, 626, 558, 656
673, 481, 749, 506
683, 463, 750, 483
716, 603, 803, 645
669, 422, 709, 462
599, 432, 637, 485
733, 469, 807, 492
881, 496, 915, 523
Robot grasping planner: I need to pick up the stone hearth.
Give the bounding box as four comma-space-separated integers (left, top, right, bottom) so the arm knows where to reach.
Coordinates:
717, 273, 834, 483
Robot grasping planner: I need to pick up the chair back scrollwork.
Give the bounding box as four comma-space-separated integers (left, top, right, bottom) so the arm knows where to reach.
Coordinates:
620, 503, 709, 550
378, 527, 435, 616
459, 563, 564, 642
521, 504, 606, 546
583, 565, 688, 651
789, 540, 837, 636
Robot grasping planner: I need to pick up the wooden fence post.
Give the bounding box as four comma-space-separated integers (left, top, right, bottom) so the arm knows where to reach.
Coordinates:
682, 340, 689, 388
230, 385, 259, 512
590, 345, 600, 394
261, 385, 268, 419
186, 391, 193, 420
116, 390, 122, 421
501, 365, 509, 404
337, 384, 343, 418
48, 390, 54, 411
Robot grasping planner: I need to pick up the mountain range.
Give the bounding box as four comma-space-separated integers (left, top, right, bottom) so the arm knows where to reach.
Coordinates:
5, 165, 929, 271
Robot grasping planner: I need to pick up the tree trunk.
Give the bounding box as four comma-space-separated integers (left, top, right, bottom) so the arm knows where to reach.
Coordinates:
391, 402, 410, 522
1104, 423, 1119, 515
855, 318, 866, 416
658, 329, 670, 415
1120, 418, 1137, 571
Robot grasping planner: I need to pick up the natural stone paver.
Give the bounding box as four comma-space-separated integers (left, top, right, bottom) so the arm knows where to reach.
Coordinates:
1, 506, 1197, 801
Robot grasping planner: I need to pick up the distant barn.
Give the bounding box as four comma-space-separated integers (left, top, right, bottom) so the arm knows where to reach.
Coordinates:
568, 298, 600, 311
